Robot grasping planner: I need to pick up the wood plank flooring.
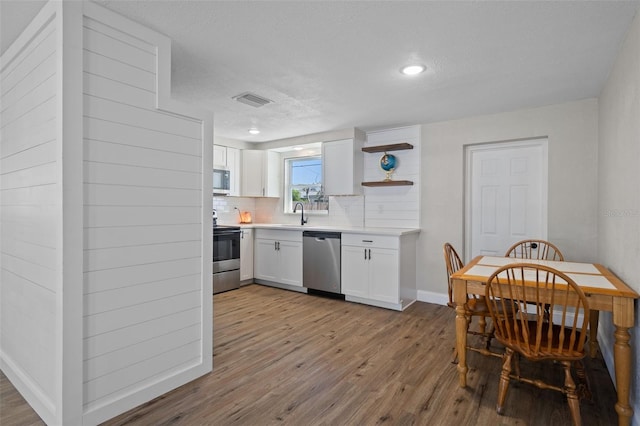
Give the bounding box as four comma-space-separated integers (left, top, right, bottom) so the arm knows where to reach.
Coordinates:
1, 284, 618, 425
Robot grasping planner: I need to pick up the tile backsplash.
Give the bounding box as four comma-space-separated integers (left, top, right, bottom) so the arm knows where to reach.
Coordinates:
213, 197, 256, 224
213, 195, 365, 227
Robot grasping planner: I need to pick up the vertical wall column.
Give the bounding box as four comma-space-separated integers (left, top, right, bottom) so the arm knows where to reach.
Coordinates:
57, 2, 84, 424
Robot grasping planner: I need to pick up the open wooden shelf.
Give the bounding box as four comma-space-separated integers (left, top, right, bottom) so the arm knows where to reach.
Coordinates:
361, 143, 414, 153
361, 180, 414, 187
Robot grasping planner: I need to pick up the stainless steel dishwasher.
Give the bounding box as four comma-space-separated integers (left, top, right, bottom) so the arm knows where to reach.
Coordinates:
303, 231, 341, 294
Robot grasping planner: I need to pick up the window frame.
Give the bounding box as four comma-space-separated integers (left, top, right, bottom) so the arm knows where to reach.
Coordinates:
283, 151, 328, 216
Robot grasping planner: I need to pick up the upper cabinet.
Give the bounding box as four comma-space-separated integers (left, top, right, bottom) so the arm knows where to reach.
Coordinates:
226, 147, 241, 196
213, 145, 227, 168
322, 137, 364, 196
213, 145, 240, 196
242, 150, 281, 197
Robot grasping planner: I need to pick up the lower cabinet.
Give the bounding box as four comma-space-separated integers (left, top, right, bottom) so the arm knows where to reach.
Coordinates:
254, 229, 303, 291
240, 228, 253, 283
341, 233, 417, 310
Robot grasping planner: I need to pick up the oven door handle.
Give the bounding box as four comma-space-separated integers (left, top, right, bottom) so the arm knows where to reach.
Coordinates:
214, 231, 241, 237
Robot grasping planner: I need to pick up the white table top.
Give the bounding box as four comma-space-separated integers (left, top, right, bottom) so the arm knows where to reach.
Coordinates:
461, 256, 618, 291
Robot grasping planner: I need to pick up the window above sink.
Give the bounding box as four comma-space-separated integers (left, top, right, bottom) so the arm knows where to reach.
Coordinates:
281, 144, 329, 216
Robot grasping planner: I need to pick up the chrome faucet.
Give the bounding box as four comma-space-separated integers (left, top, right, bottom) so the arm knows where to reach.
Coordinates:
293, 202, 307, 226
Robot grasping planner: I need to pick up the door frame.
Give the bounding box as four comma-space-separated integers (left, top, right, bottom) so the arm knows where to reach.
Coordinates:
463, 138, 549, 262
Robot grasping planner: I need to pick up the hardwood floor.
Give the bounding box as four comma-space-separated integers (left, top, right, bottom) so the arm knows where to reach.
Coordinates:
2, 284, 618, 425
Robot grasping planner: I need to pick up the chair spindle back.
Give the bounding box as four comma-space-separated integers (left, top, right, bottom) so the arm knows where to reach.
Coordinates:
485, 264, 589, 360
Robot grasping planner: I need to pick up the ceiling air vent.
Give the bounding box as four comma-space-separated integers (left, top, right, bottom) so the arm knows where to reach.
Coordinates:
232, 92, 273, 108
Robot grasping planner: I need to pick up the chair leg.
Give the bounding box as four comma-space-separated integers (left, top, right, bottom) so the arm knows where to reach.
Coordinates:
574, 360, 592, 401
496, 349, 513, 415
483, 321, 494, 350
513, 352, 521, 379
478, 315, 487, 335
562, 361, 582, 426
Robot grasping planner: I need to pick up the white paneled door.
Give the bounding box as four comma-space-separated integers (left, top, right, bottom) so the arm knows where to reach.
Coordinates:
465, 139, 548, 261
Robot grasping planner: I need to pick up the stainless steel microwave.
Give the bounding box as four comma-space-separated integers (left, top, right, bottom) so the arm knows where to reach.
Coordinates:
213, 168, 230, 195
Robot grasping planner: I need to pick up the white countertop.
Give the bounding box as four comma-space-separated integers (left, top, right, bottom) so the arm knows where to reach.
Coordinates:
227, 223, 421, 236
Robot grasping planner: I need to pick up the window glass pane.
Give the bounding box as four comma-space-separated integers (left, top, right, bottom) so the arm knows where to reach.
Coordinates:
286, 156, 328, 212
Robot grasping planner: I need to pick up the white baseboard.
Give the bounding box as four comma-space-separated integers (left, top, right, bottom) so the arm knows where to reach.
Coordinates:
417, 290, 448, 306
0, 351, 54, 425
254, 280, 308, 293
344, 295, 404, 311
82, 361, 210, 425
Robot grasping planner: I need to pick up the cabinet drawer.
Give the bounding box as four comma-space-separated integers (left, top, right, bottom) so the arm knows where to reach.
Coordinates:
342, 233, 399, 249
255, 229, 302, 242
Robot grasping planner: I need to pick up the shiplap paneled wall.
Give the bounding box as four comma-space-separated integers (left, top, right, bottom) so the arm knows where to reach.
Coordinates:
364, 126, 421, 229
81, 10, 206, 421
2, 2, 212, 424
0, 13, 58, 421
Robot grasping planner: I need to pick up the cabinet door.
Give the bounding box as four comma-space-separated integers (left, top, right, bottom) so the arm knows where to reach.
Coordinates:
341, 245, 368, 298
264, 151, 281, 197
242, 150, 265, 196
226, 147, 241, 197
240, 228, 253, 281
213, 145, 227, 167
323, 139, 362, 196
368, 247, 399, 304
254, 239, 278, 281
278, 240, 302, 287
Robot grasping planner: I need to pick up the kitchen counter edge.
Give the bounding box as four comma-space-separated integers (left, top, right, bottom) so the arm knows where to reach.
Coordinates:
227, 223, 421, 236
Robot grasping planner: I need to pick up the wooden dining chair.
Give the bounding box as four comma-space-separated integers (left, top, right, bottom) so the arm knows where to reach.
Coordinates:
443, 243, 500, 360
485, 263, 590, 426
504, 239, 564, 261
505, 239, 565, 322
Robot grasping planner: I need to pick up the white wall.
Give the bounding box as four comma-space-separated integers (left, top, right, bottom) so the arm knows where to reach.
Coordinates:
81, 7, 209, 423
0, 6, 59, 423
80, 4, 212, 424
2, 2, 213, 425
418, 99, 599, 301
598, 9, 640, 425
364, 126, 421, 229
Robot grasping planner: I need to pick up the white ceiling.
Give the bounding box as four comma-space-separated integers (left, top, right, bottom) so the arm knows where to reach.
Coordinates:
2, 1, 639, 143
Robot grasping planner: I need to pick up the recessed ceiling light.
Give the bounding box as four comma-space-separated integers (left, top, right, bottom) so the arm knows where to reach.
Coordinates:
400, 64, 426, 76
248, 128, 260, 135
293, 146, 304, 151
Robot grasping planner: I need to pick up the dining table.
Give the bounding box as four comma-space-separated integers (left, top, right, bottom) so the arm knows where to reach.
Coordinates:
451, 255, 639, 426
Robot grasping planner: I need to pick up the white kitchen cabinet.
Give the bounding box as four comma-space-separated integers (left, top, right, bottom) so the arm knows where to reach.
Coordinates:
213, 145, 227, 168
213, 145, 240, 196
341, 233, 417, 311
226, 147, 241, 196
254, 229, 303, 291
240, 227, 253, 283
341, 245, 369, 298
322, 138, 363, 195
254, 238, 278, 281
242, 150, 281, 197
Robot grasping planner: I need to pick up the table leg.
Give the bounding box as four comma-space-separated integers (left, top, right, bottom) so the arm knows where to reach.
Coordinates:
455, 304, 468, 387
613, 297, 634, 426
613, 325, 633, 426
589, 310, 599, 358
453, 278, 469, 387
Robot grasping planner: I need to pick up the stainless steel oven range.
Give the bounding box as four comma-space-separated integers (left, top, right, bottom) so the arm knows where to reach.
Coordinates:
213, 225, 241, 294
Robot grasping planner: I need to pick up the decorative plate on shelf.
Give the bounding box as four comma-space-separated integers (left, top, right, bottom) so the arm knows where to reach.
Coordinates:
379, 153, 397, 181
